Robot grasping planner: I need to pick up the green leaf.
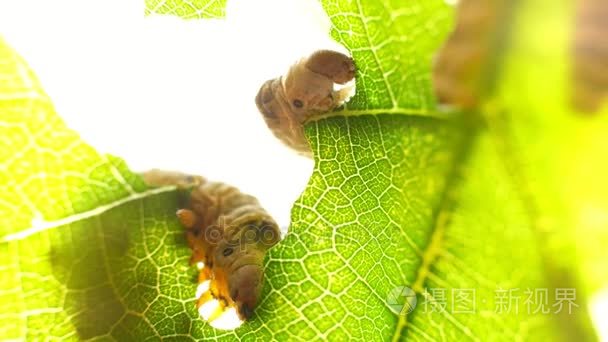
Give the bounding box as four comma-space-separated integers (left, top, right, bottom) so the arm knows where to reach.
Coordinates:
145, 0, 227, 19
255, 0, 598, 340
0, 38, 197, 340
493, 0, 608, 298
321, 0, 453, 113
2, 0, 605, 340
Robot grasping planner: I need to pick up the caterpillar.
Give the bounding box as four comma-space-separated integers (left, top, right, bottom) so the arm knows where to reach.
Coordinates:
433, 0, 608, 113
255, 50, 356, 155
432, 0, 514, 110
572, 0, 608, 113
142, 170, 281, 329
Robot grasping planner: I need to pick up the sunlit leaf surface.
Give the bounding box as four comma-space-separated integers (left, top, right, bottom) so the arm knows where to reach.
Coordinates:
0, 0, 605, 340
145, 0, 227, 19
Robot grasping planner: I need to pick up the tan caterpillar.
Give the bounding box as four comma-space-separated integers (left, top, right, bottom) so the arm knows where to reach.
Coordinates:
572, 0, 608, 113
255, 50, 356, 155
142, 170, 280, 329
431, 0, 511, 110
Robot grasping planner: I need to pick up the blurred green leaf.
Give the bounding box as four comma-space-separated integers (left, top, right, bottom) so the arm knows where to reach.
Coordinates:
493, 0, 608, 300
1, 0, 605, 340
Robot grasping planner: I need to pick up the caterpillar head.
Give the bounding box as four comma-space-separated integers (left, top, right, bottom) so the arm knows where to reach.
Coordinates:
255, 50, 356, 154
214, 219, 280, 320
283, 49, 355, 115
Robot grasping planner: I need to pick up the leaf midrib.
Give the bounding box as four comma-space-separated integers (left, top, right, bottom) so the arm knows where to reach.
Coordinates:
307, 108, 459, 124
390, 120, 478, 341
0, 186, 175, 242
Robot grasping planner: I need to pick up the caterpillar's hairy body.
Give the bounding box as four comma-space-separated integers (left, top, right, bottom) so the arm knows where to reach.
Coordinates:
256, 50, 356, 155
142, 170, 280, 322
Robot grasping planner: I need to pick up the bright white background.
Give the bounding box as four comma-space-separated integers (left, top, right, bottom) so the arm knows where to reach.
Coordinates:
0, 0, 348, 228
0, 0, 606, 339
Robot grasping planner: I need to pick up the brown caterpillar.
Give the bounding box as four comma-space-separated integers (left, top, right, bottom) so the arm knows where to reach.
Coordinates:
433, 0, 607, 113
572, 0, 608, 113
432, 0, 513, 109
142, 170, 280, 327
255, 50, 356, 155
